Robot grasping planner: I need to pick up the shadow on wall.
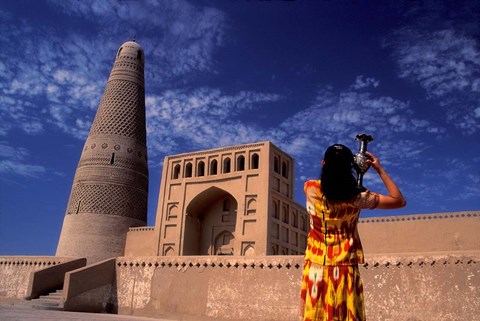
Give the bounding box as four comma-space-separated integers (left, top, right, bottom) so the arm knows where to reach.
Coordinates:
63, 258, 118, 313
26, 258, 87, 299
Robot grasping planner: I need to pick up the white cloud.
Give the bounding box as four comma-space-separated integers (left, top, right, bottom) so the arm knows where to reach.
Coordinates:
0, 160, 45, 178
474, 107, 480, 118
265, 80, 443, 174
0, 141, 46, 179
21, 122, 43, 134
390, 26, 480, 134
0, 141, 29, 160
145, 88, 280, 157
351, 76, 380, 90
50, 0, 226, 80
0, 0, 227, 143
393, 29, 480, 96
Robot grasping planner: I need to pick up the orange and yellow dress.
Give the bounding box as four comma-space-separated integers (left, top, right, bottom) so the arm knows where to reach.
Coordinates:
301, 180, 379, 321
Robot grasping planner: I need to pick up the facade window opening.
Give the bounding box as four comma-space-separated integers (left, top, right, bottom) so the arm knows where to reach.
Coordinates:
292, 211, 298, 228
173, 164, 181, 179
197, 161, 205, 177
251, 153, 259, 169
237, 155, 245, 171
210, 159, 218, 175
282, 206, 289, 224
110, 153, 115, 165
274, 156, 280, 173
282, 161, 288, 178
223, 158, 231, 173
137, 50, 143, 60
273, 201, 279, 219
301, 217, 307, 231
117, 47, 123, 57
271, 245, 278, 255
223, 198, 230, 212
185, 163, 192, 178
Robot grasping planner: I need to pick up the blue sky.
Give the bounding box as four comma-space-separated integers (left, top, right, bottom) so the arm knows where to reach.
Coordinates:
1, 0, 479, 256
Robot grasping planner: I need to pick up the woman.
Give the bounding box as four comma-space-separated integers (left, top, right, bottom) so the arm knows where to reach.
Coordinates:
301, 144, 406, 321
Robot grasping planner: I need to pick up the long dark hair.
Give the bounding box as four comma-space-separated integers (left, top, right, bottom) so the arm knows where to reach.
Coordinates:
320, 144, 360, 201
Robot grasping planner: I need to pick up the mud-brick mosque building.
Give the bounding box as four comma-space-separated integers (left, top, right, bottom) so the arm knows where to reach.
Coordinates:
0, 41, 478, 321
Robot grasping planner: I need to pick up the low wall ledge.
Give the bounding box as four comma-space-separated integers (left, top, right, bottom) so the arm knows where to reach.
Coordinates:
0, 256, 77, 266
128, 226, 155, 232
359, 211, 479, 224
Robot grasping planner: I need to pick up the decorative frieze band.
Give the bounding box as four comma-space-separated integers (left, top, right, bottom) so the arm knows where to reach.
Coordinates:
115, 255, 478, 271
0, 257, 72, 266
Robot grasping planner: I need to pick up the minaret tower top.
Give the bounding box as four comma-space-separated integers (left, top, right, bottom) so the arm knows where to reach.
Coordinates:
109, 40, 145, 88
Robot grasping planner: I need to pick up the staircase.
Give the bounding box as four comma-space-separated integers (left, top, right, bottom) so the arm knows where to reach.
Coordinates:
18, 289, 64, 311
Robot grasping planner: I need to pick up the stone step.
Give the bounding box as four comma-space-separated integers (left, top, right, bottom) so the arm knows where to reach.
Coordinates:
39, 292, 62, 297
31, 299, 62, 306
38, 294, 62, 300
29, 304, 64, 311
18, 289, 64, 311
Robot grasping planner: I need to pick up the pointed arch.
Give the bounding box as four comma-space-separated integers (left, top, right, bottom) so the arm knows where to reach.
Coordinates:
164, 246, 175, 256
197, 161, 205, 177
214, 231, 234, 255
247, 198, 256, 210
223, 158, 231, 173
185, 162, 192, 178
273, 200, 279, 219
282, 206, 289, 223
184, 187, 238, 256
210, 159, 218, 175
173, 164, 181, 179
301, 216, 307, 231
282, 161, 288, 178
291, 210, 298, 228
251, 153, 259, 169
243, 244, 255, 256
237, 155, 245, 171
274, 156, 280, 173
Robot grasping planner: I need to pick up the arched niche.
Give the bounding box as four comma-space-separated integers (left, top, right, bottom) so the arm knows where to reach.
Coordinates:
185, 163, 192, 177
173, 164, 181, 179
251, 153, 259, 169
214, 231, 234, 255
183, 187, 238, 255
164, 246, 175, 256
243, 244, 255, 256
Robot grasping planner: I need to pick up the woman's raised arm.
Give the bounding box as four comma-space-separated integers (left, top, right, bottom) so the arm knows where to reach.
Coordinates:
367, 151, 406, 209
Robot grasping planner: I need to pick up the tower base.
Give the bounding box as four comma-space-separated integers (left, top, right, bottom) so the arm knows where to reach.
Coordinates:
56, 213, 145, 263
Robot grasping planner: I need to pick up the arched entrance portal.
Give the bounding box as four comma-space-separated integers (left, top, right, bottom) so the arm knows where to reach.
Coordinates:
183, 187, 237, 255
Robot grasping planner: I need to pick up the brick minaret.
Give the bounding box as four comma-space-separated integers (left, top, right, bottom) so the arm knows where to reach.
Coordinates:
56, 41, 148, 263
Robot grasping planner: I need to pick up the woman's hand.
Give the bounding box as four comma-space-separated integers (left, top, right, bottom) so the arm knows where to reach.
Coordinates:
366, 151, 382, 172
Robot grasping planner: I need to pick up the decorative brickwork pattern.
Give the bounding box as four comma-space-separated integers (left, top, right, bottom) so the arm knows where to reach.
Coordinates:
66, 183, 147, 220
77, 155, 148, 175
89, 79, 146, 142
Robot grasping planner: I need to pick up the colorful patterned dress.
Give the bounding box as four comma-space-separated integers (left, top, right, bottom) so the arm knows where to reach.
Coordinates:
301, 180, 379, 321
